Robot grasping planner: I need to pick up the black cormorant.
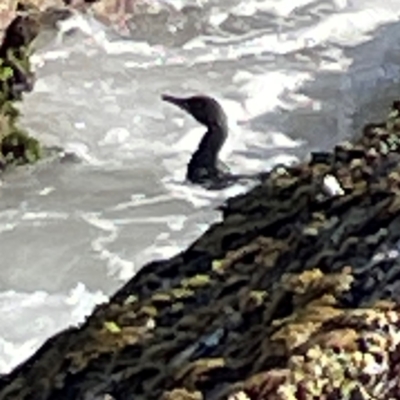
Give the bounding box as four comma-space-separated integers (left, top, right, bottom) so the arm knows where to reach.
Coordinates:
162, 93, 256, 190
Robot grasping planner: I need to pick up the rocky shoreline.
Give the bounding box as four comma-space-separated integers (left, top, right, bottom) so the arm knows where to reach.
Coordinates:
1, 94, 400, 398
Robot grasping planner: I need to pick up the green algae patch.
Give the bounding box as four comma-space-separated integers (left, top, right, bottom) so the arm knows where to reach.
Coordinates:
181, 274, 211, 288
151, 293, 172, 304
249, 290, 268, 306
103, 321, 122, 334
0, 61, 13, 83
124, 294, 138, 305
211, 259, 225, 273
1, 129, 41, 165
139, 305, 158, 318
171, 302, 185, 312
0, 8, 42, 170
171, 287, 195, 300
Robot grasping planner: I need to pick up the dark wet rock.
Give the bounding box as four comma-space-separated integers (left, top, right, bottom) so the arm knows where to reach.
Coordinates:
39, 6, 74, 29
1, 129, 41, 164
2, 102, 400, 399
0, 1, 93, 39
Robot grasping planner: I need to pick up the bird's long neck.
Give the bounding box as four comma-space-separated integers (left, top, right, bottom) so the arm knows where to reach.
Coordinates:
195, 122, 227, 165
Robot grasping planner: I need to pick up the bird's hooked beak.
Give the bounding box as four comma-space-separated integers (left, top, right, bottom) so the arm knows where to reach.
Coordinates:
161, 94, 190, 113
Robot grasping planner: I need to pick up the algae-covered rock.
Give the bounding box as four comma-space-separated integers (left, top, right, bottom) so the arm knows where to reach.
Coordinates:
0, 3, 42, 168
1, 129, 41, 164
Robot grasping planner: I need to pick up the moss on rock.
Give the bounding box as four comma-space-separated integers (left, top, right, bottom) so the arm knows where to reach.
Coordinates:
1, 129, 41, 164
0, 3, 42, 168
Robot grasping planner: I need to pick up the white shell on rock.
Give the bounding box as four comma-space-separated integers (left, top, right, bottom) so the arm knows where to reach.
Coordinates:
323, 174, 344, 197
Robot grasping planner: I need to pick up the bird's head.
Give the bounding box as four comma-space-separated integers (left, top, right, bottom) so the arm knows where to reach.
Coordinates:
162, 94, 227, 129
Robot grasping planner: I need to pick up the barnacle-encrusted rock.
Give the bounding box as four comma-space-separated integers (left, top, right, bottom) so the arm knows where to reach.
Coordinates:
4, 104, 400, 399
